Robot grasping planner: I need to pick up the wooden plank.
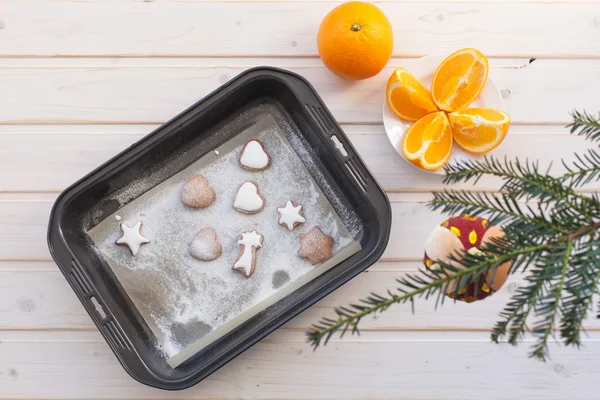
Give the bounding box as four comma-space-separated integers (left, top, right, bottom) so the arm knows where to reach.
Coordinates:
0, 200, 468, 261
0, 129, 595, 192
1, 262, 599, 332
1, 2, 599, 57
0, 122, 569, 135
7, 0, 600, 3
0, 330, 599, 399
0, 56, 536, 68
0, 63, 599, 124
0, 270, 91, 330
0, 260, 57, 271
4, 194, 600, 260
0, 201, 53, 261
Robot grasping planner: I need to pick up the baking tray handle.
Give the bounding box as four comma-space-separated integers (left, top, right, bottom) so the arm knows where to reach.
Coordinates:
270, 69, 374, 193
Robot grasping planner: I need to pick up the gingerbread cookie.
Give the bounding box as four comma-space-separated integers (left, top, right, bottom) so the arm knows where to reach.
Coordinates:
189, 227, 222, 261
181, 174, 215, 208
232, 230, 264, 278
233, 181, 264, 214
116, 221, 150, 256
239, 139, 270, 171
298, 226, 334, 265
277, 200, 306, 231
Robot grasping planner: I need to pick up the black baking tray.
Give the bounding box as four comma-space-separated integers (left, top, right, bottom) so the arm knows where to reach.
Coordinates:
47, 67, 391, 390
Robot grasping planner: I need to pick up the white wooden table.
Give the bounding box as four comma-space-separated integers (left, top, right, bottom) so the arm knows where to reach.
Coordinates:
1, 1, 600, 398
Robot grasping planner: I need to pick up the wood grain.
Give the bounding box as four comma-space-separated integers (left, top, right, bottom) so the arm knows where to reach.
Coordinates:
0, 128, 596, 192
2, 0, 600, 397
1, 2, 599, 57
1, 330, 599, 399
0, 62, 598, 124
1, 263, 599, 332
6, 0, 599, 3
3, 195, 598, 262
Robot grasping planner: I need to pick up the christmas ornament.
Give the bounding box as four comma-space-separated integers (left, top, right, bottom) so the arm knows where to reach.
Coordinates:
423, 215, 511, 302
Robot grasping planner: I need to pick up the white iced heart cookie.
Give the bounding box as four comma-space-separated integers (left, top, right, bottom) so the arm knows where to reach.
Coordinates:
116, 221, 150, 256
233, 181, 265, 214
232, 230, 264, 278
239, 139, 270, 171
277, 200, 306, 231
189, 227, 222, 261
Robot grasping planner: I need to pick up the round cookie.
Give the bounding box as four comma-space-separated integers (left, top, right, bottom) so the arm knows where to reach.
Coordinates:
181, 174, 215, 208
189, 227, 222, 261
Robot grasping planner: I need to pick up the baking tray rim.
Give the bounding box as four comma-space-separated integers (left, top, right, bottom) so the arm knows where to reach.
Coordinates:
47, 66, 392, 390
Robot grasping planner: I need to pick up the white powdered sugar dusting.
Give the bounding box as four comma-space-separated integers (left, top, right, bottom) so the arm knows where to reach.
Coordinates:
87, 107, 363, 361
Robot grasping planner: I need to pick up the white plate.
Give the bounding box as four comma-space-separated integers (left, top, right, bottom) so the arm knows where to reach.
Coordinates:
382, 54, 505, 175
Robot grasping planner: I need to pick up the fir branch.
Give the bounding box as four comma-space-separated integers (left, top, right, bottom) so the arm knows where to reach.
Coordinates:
307, 244, 547, 349
569, 110, 600, 143
309, 109, 600, 361
562, 149, 600, 188
443, 156, 595, 214
560, 237, 600, 347
443, 156, 544, 190
429, 190, 566, 234
442, 156, 557, 201
529, 241, 573, 360
563, 110, 600, 187
491, 265, 546, 346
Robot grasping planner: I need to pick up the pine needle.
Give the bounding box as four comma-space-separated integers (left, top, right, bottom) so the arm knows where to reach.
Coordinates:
307, 110, 600, 361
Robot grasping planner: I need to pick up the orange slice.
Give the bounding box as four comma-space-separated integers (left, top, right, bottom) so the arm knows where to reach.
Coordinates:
431, 48, 489, 112
386, 68, 439, 121
448, 108, 510, 154
402, 111, 453, 170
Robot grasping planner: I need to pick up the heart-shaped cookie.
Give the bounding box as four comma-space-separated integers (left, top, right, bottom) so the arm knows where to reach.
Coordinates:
189, 227, 222, 261
181, 174, 215, 208
239, 140, 270, 171
233, 181, 264, 214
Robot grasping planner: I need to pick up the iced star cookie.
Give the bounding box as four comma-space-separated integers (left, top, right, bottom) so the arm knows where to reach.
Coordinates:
116, 221, 150, 256
298, 226, 334, 265
239, 139, 270, 171
189, 227, 222, 261
232, 230, 264, 278
277, 200, 306, 231
181, 174, 215, 208
233, 181, 264, 214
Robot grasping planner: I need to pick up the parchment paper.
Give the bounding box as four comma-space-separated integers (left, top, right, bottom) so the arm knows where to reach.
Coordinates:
87, 113, 361, 368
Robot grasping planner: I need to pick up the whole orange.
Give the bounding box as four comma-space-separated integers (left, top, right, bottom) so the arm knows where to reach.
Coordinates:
317, 1, 393, 80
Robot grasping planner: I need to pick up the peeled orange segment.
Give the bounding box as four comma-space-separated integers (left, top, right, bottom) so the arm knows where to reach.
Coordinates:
402, 111, 453, 171
448, 108, 510, 154
431, 48, 489, 112
386, 68, 439, 121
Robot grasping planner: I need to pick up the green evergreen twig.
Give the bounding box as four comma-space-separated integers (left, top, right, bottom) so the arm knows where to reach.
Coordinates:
307, 110, 600, 360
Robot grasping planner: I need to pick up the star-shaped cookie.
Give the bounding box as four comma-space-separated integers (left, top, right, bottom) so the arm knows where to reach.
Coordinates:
298, 226, 334, 265
277, 200, 306, 231
116, 221, 150, 256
